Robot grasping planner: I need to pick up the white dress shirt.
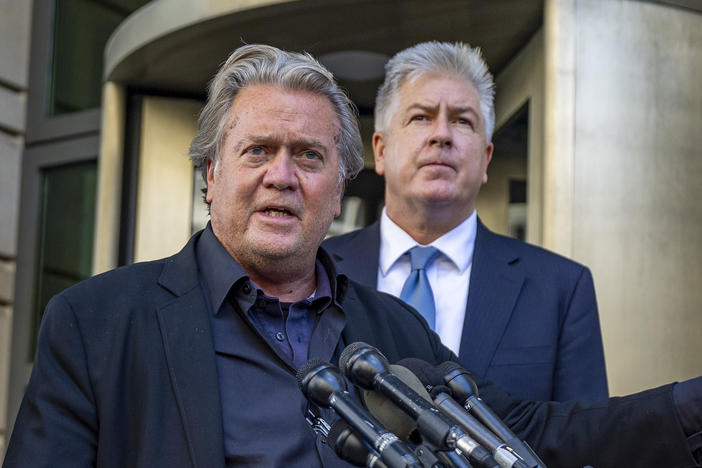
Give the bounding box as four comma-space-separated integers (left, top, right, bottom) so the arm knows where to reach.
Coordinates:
377, 209, 477, 355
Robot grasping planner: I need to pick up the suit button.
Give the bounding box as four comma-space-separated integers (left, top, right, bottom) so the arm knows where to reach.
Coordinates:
242, 283, 252, 294
275, 332, 285, 342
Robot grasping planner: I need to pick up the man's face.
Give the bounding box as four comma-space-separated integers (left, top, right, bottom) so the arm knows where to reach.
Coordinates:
206, 84, 343, 269
373, 73, 493, 220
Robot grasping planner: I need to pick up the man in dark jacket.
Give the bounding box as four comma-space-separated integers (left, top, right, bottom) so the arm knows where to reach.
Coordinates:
4, 44, 700, 468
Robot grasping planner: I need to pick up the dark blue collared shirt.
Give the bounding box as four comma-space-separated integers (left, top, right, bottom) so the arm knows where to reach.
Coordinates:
195, 225, 353, 468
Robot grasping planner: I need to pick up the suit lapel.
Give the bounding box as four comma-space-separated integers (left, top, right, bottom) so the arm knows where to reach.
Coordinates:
458, 220, 524, 377
155, 236, 225, 468
327, 222, 381, 288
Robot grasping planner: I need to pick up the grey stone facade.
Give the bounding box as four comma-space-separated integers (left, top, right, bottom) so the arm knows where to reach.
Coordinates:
0, 0, 32, 455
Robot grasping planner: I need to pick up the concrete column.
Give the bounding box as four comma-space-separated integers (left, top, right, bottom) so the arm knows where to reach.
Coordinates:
0, 0, 33, 455
93, 82, 126, 274
576, 0, 702, 395
545, 0, 702, 395
543, 0, 577, 256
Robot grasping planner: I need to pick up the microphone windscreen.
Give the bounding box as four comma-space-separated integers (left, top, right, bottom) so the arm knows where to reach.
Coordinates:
396, 358, 445, 387
296, 359, 326, 391
390, 365, 433, 402
361, 364, 432, 441
338, 341, 371, 374
438, 361, 480, 398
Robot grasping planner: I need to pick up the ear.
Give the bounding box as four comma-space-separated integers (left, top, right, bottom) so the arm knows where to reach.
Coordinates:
372, 131, 386, 175
482, 142, 494, 184
206, 158, 216, 203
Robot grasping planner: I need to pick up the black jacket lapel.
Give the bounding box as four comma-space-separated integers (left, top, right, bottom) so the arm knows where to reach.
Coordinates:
156, 235, 225, 468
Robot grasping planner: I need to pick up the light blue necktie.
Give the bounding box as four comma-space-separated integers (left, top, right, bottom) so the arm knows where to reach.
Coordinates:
400, 246, 440, 330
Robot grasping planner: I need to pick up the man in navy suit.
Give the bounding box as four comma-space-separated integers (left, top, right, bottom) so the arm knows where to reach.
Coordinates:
323, 41, 608, 402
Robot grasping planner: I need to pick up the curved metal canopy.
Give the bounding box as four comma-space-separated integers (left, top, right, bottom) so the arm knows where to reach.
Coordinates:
105, 0, 545, 108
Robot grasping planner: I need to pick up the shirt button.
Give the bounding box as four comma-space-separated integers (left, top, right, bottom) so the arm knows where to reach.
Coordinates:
275, 332, 285, 342
242, 283, 252, 294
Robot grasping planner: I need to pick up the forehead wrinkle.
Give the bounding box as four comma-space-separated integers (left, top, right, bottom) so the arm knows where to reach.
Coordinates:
406, 102, 479, 115
406, 102, 439, 114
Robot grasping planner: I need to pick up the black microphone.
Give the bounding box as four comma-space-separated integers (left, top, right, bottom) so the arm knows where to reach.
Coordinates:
296, 359, 423, 468
437, 361, 546, 468
397, 358, 529, 468
339, 343, 499, 468
366, 365, 476, 468
327, 419, 389, 468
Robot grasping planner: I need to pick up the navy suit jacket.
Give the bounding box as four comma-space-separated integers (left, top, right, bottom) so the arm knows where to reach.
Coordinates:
322, 218, 608, 402
5, 231, 696, 468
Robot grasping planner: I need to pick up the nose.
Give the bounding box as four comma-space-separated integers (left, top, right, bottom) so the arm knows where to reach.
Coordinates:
262, 151, 299, 190
429, 116, 452, 148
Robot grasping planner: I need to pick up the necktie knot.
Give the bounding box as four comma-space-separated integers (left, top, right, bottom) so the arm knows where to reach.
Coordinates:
408, 246, 440, 271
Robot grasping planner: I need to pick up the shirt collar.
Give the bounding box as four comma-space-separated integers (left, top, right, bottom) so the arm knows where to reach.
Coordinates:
195, 223, 341, 314
196, 224, 250, 315
379, 208, 477, 274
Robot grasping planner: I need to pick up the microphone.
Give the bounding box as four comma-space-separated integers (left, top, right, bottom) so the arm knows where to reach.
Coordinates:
366, 365, 476, 468
397, 358, 529, 468
327, 419, 389, 468
339, 342, 499, 468
437, 361, 546, 468
296, 359, 423, 468
329, 404, 455, 468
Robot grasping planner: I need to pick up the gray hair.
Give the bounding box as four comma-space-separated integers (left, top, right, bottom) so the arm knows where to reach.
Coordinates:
375, 41, 496, 141
189, 44, 364, 194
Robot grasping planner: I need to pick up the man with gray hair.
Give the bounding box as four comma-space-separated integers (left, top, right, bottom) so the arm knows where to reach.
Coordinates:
5, 43, 700, 468
5, 43, 375, 468
324, 41, 608, 402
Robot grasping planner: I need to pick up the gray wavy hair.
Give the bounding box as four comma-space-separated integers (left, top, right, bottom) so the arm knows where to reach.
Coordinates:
375, 41, 496, 141
189, 44, 364, 199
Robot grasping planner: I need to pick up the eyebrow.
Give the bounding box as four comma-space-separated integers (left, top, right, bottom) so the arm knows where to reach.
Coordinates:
233, 135, 330, 153
406, 103, 481, 120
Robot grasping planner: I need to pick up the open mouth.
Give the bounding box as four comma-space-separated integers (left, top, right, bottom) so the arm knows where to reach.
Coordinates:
262, 207, 294, 218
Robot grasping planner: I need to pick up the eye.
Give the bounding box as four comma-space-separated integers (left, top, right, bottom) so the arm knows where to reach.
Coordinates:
247, 145, 265, 155
303, 150, 321, 160
456, 117, 475, 129
410, 114, 428, 122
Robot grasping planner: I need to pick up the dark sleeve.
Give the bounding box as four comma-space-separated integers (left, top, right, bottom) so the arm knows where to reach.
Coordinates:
674, 377, 702, 464
3, 295, 98, 468
553, 266, 609, 401
474, 374, 699, 468
374, 277, 693, 467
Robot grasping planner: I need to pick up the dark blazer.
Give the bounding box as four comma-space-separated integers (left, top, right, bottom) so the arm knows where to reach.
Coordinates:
322, 218, 608, 402
4, 232, 695, 468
